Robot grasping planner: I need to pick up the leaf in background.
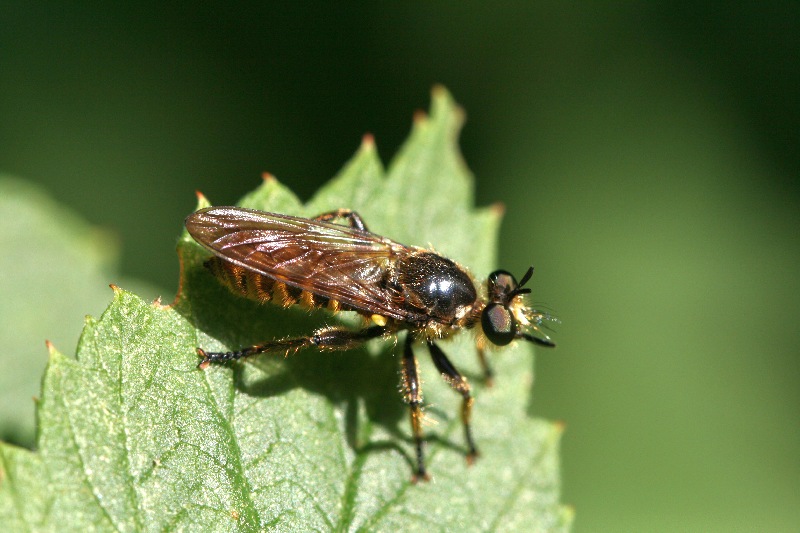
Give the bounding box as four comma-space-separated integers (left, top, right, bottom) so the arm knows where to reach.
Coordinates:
0, 178, 112, 447
0, 178, 164, 448
0, 88, 572, 531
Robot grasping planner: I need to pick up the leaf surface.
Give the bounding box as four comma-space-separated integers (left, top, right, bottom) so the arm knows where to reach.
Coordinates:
0, 178, 118, 447
0, 88, 572, 532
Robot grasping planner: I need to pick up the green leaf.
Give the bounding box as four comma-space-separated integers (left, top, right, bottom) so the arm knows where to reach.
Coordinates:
0, 178, 163, 448
0, 178, 113, 447
0, 87, 572, 531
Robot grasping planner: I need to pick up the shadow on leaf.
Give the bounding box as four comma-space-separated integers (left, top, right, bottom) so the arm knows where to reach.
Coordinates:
172, 246, 466, 473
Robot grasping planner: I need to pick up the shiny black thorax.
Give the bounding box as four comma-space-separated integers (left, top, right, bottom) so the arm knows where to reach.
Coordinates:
389, 252, 478, 325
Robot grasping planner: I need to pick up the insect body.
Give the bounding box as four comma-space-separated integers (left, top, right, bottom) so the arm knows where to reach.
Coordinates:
186, 206, 555, 481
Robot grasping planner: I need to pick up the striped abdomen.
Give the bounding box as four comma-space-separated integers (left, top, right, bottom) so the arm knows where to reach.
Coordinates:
205, 257, 341, 312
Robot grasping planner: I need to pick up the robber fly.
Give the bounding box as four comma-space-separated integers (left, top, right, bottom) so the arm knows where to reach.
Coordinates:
186, 206, 555, 481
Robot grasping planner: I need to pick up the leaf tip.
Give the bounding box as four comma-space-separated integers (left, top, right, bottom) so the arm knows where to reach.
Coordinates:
109, 283, 122, 295
360, 132, 375, 150
261, 171, 276, 183
151, 295, 169, 309
194, 190, 211, 209
45, 338, 66, 362
430, 84, 464, 124
490, 202, 506, 217
412, 108, 428, 126
547, 420, 568, 449
431, 83, 451, 101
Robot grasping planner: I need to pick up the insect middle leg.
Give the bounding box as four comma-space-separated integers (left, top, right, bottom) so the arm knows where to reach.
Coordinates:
401, 334, 429, 482
196, 325, 386, 369
312, 209, 369, 232
428, 341, 478, 463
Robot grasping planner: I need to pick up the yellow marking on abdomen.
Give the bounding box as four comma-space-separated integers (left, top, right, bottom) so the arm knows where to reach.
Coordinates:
205, 257, 341, 314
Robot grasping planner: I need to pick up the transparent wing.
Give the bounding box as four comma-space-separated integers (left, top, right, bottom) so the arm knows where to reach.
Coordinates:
186, 206, 426, 322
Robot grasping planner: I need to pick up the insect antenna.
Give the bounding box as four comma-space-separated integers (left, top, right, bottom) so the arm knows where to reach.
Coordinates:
518, 266, 534, 287
507, 266, 535, 300
508, 287, 531, 300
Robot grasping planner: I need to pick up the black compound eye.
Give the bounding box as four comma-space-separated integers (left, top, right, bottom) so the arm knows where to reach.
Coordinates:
481, 303, 516, 346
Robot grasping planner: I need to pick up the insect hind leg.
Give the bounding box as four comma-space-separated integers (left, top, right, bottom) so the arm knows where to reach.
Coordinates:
312, 209, 369, 232
197, 325, 386, 369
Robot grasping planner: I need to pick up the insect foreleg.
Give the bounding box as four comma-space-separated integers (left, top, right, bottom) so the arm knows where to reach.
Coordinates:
476, 345, 494, 387
428, 341, 478, 463
312, 209, 369, 232
197, 325, 387, 369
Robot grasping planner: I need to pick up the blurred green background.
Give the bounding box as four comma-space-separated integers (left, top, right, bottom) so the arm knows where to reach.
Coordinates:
2, 3, 798, 532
